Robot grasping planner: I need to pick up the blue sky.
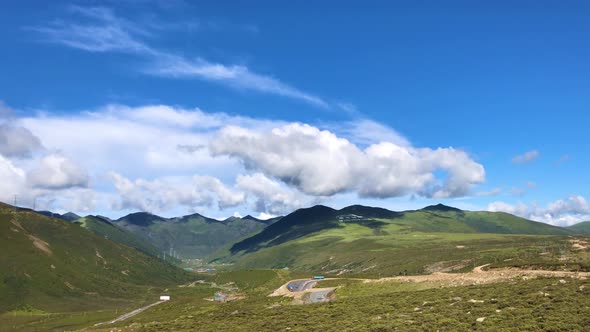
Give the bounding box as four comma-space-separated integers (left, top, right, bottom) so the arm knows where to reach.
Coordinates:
0, 1, 589, 225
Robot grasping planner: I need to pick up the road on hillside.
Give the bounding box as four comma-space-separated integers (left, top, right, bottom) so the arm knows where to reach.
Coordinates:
287, 280, 317, 292
94, 300, 165, 327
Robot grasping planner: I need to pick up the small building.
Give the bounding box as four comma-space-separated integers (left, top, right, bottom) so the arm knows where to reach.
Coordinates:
160, 295, 171, 301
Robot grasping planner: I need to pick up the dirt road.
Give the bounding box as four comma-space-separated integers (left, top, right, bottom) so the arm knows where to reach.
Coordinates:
94, 301, 165, 327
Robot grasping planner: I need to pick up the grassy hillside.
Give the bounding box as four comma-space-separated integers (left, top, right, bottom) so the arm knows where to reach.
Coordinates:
73, 216, 161, 256
85, 267, 590, 332
567, 221, 590, 234
217, 204, 573, 275
0, 203, 190, 314
115, 212, 276, 258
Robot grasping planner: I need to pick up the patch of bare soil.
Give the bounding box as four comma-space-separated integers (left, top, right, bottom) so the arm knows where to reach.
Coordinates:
96, 249, 107, 265
10, 217, 53, 255
570, 239, 589, 250
366, 264, 590, 287
27, 234, 52, 255
424, 260, 471, 273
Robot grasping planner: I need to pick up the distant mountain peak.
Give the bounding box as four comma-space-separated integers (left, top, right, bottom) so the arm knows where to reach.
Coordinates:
422, 204, 463, 212
116, 212, 167, 226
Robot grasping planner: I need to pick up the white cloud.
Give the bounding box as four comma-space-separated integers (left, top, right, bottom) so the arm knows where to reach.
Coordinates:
27, 153, 89, 190
194, 175, 245, 209
487, 195, 590, 226
236, 173, 309, 215
0, 124, 43, 159
107, 172, 245, 213
512, 150, 539, 164
6, 103, 488, 216
109, 172, 213, 212
30, 7, 327, 107
327, 118, 409, 147
210, 123, 485, 199
0, 155, 27, 202
149, 56, 329, 108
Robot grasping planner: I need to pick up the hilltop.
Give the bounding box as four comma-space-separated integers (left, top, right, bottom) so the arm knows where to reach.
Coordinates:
113, 212, 279, 258
214, 204, 573, 275
73, 215, 161, 257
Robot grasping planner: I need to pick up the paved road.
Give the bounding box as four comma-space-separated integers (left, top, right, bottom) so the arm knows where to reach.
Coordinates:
94, 301, 165, 327
287, 279, 317, 292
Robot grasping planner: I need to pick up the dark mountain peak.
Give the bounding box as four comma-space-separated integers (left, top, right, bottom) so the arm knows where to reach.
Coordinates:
297, 204, 336, 215
179, 212, 220, 224
340, 205, 402, 219
61, 212, 81, 221
242, 214, 260, 221
222, 216, 241, 223
117, 212, 167, 226
422, 204, 462, 213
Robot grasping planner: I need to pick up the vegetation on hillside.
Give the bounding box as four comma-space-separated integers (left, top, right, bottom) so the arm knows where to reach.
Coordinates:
0, 203, 191, 316
115, 212, 276, 258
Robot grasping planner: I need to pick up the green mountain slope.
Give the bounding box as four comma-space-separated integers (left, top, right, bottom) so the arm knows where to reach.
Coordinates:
228, 204, 571, 255
73, 216, 160, 256
567, 221, 590, 234
114, 212, 277, 258
215, 204, 573, 274
0, 203, 190, 313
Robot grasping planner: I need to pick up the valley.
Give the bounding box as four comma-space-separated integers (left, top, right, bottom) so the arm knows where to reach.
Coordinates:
2, 203, 590, 331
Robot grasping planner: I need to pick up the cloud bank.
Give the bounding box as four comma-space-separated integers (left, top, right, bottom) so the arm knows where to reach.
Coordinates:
488, 195, 590, 226
0, 103, 486, 217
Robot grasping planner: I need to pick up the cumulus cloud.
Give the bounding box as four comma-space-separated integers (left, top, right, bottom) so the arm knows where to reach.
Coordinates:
7, 103, 488, 216
27, 153, 89, 190
210, 123, 485, 199
194, 175, 245, 209
108, 172, 245, 212
487, 195, 590, 226
512, 150, 539, 164
0, 155, 27, 201
236, 173, 309, 215
0, 124, 43, 159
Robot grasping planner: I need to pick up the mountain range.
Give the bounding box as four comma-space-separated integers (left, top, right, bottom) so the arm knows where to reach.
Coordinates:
3, 200, 590, 314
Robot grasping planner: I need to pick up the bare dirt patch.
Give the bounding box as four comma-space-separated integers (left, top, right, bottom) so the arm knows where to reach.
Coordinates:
366, 264, 590, 287
27, 234, 52, 255
570, 239, 589, 250
10, 217, 53, 255
96, 249, 107, 265
424, 260, 471, 273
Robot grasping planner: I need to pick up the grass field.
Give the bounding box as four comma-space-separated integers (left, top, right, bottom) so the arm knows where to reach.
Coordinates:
82, 267, 590, 331
216, 220, 575, 277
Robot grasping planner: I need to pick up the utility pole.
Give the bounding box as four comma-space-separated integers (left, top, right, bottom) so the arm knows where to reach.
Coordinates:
33, 197, 36, 211
13, 195, 17, 212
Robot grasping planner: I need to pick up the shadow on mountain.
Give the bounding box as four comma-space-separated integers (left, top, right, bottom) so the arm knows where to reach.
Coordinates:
230, 205, 390, 254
